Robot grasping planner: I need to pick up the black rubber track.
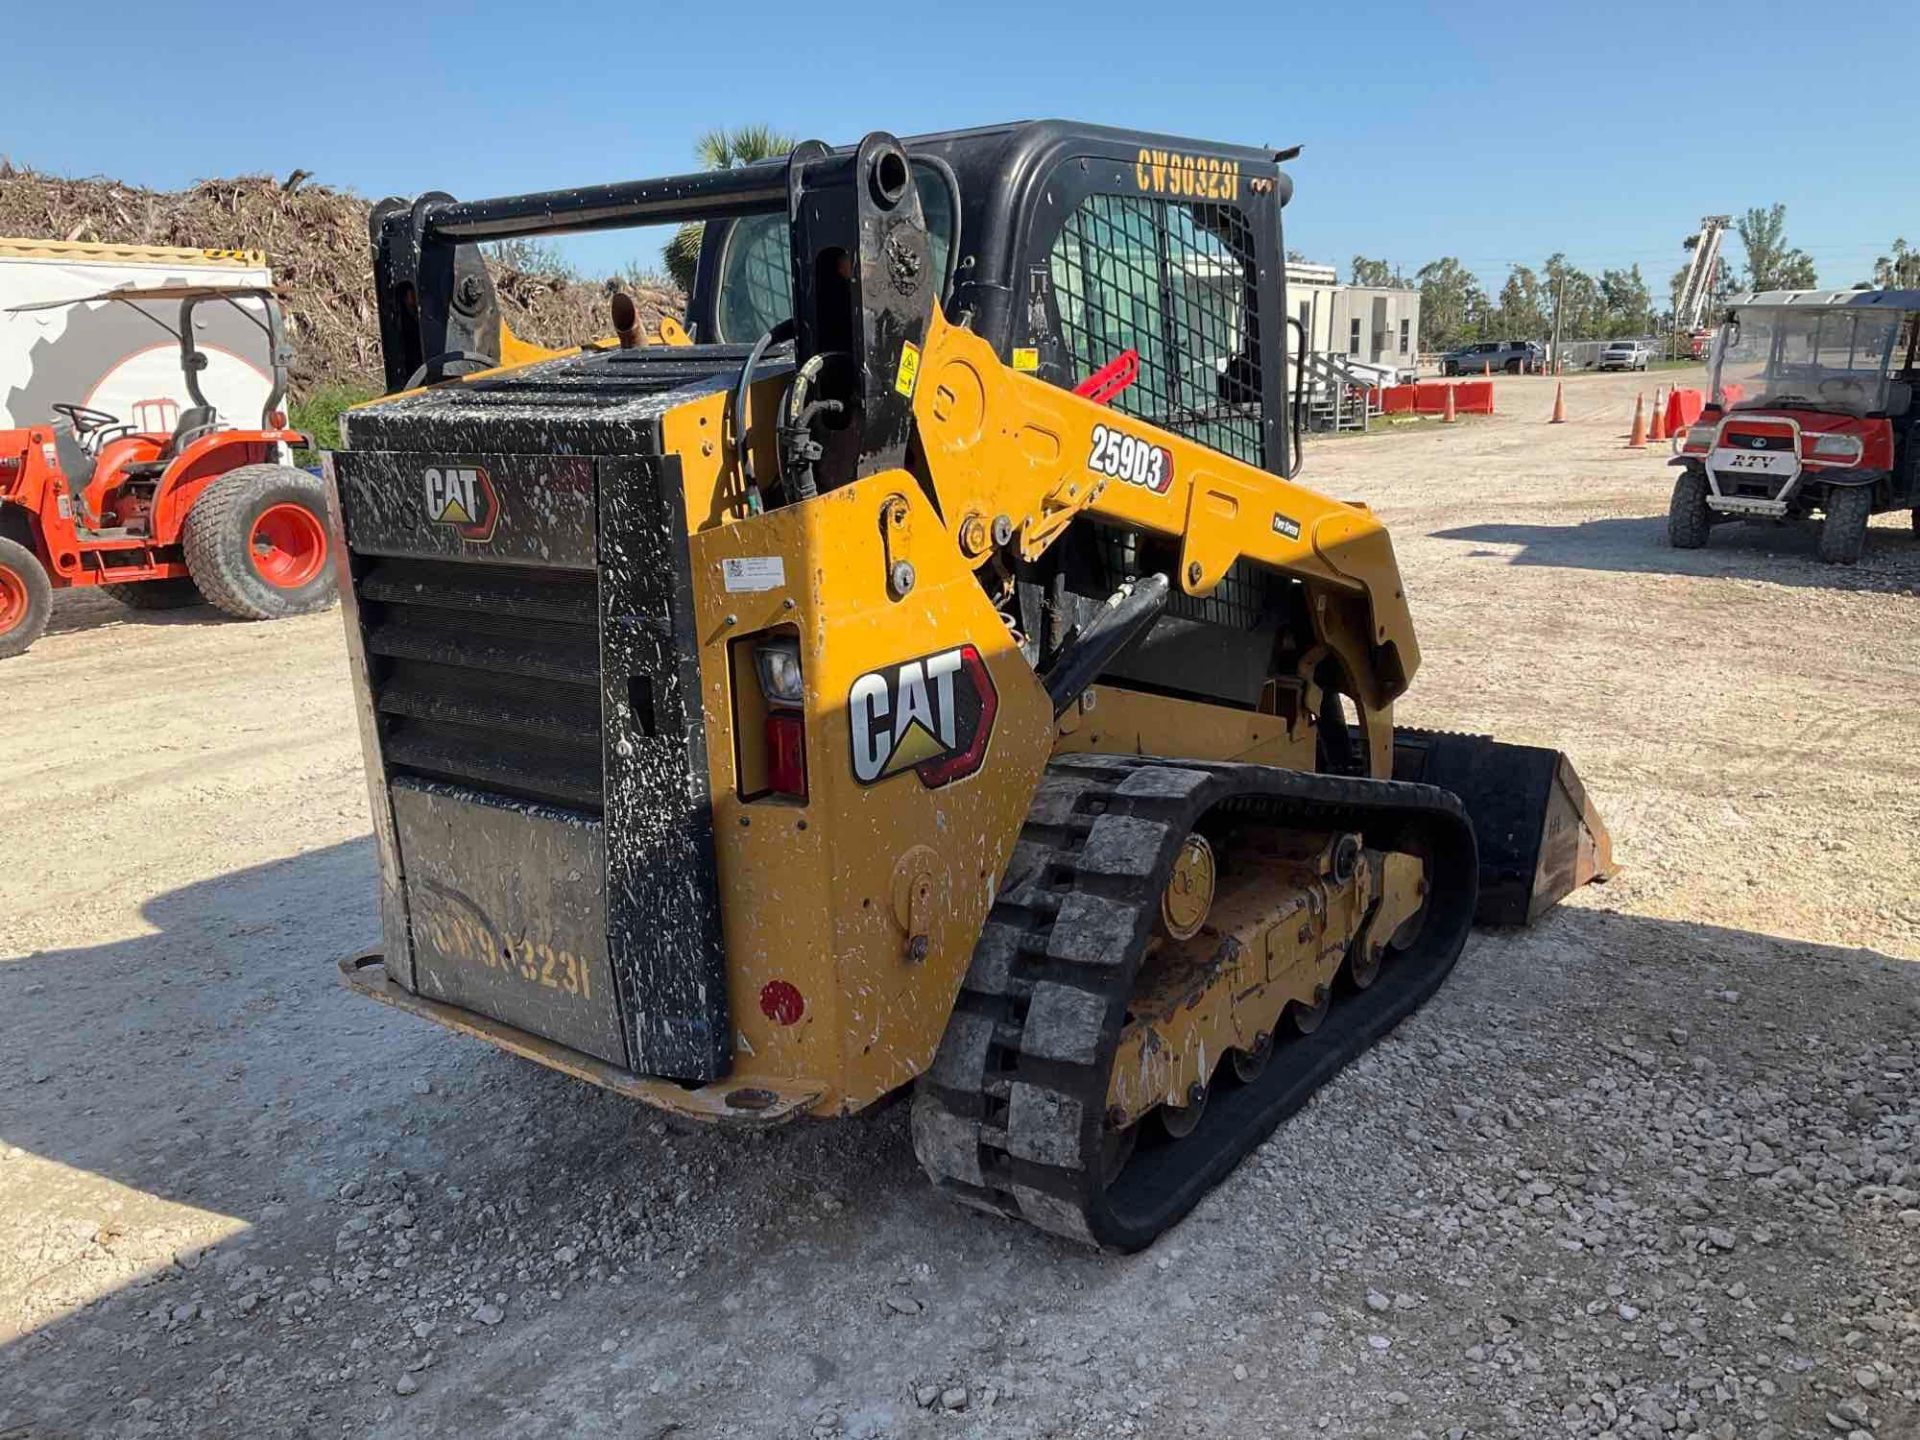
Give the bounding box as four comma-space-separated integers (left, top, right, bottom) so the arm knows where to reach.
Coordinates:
911, 754, 1479, 1252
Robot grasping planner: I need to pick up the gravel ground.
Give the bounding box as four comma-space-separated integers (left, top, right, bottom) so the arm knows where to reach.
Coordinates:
3, 366, 1918, 1440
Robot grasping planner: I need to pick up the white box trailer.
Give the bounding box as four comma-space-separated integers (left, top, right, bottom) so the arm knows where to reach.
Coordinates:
0, 239, 278, 434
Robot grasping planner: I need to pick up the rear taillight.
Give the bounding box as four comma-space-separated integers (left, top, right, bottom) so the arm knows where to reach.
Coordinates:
751, 636, 807, 800
1683, 423, 1717, 453
765, 710, 807, 799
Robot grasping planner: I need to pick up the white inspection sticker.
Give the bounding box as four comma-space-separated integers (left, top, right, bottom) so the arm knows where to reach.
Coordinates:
721, 555, 786, 593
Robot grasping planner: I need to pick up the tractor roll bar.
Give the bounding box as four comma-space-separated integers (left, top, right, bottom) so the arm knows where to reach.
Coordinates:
175, 291, 292, 431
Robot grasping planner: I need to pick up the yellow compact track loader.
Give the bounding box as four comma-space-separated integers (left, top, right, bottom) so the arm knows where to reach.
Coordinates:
328, 122, 1611, 1250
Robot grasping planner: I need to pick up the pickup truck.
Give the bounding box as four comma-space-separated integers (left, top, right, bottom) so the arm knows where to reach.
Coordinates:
1440, 340, 1543, 376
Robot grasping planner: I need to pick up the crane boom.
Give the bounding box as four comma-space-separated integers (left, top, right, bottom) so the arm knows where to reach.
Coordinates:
1675, 215, 1731, 333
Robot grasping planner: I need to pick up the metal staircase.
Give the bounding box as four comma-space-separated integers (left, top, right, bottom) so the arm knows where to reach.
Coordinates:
1297, 351, 1383, 433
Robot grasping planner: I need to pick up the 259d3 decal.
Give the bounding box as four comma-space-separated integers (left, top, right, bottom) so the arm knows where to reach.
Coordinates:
849, 644, 998, 788
1088, 423, 1174, 495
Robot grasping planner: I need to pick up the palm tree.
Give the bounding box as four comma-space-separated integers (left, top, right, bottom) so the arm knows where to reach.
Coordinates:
664, 125, 795, 291
1872, 239, 1920, 290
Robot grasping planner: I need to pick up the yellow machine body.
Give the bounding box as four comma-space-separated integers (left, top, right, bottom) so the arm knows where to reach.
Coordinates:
334, 122, 1609, 1247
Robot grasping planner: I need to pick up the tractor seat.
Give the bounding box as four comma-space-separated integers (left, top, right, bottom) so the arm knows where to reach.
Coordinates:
117, 406, 225, 480
163, 405, 221, 458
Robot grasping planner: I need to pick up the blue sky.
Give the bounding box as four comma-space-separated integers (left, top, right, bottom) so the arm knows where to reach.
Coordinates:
9, 0, 1916, 293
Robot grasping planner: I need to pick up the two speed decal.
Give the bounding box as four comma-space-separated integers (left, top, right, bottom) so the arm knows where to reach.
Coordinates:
1088, 423, 1174, 495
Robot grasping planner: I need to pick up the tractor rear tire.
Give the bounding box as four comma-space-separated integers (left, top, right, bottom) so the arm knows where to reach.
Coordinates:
0, 536, 53, 659
1816, 486, 1872, 566
183, 464, 336, 620
1667, 471, 1712, 550
106, 578, 203, 610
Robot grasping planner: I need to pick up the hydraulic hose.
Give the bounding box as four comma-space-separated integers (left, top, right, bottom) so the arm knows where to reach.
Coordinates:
731, 318, 796, 493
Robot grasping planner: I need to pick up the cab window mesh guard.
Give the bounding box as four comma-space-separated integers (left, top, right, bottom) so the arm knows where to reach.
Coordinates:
1049, 194, 1263, 466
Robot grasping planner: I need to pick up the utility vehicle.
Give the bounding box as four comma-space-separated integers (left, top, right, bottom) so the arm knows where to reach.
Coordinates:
1669, 289, 1919, 564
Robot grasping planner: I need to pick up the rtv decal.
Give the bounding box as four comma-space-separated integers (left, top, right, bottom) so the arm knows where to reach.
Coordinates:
423, 464, 499, 543
849, 644, 998, 788
1088, 422, 1174, 494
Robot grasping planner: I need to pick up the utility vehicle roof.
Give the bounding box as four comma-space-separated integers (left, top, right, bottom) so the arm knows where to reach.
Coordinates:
1727, 288, 1920, 312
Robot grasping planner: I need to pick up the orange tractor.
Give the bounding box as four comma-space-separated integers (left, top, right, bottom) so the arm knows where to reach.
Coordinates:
0, 282, 335, 657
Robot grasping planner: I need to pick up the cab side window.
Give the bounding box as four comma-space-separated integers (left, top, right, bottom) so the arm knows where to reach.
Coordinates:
717, 213, 791, 346
1046, 193, 1263, 465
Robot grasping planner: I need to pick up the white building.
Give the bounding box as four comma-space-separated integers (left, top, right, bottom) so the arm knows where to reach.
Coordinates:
1285, 260, 1422, 385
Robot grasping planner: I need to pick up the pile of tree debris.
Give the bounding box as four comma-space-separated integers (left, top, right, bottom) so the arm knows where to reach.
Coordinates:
0, 163, 680, 391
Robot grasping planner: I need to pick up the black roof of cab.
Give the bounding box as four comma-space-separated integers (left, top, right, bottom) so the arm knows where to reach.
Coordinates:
685, 119, 1289, 353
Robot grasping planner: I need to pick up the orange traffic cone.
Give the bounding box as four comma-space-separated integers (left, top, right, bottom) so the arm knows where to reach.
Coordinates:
1627, 394, 1648, 449
1649, 386, 1669, 443
1549, 381, 1566, 424
1442, 384, 1457, 424
1483, 360, 1492, 377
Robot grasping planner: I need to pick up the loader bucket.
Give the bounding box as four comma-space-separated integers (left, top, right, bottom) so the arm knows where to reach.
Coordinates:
1388, 728, 1615, 926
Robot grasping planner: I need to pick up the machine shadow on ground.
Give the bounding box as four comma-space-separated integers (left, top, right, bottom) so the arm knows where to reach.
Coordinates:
6, 836, 1919, 1434
1433, 515, 1920, 593
42, 587, 244, 640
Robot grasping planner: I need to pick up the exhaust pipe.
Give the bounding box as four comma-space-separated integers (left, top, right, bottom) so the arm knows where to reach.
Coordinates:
611, 291, 643, 349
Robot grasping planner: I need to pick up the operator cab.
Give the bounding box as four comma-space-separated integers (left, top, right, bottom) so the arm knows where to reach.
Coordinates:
1669, 288, 1920, 563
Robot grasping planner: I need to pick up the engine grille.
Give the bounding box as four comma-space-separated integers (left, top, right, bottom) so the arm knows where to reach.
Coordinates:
356, 556, 603, 812
1715, 425, 1797, 500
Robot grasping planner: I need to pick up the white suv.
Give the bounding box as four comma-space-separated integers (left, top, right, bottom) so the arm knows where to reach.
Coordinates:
1599, 339, 1651, 371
